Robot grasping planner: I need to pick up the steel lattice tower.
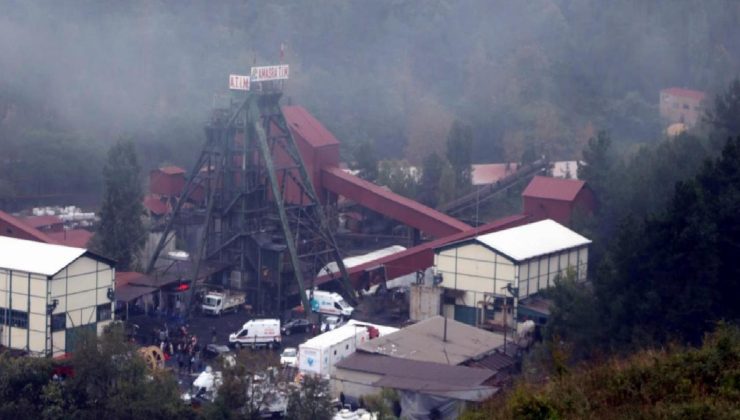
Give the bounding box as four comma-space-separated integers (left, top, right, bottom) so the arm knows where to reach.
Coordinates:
147, 89, 353, 316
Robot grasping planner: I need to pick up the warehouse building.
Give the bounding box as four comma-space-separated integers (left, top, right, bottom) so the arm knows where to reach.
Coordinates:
0, 236, 115, 356
434, 219, 590, 326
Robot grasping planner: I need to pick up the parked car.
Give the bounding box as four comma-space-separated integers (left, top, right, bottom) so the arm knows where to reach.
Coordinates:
203, 344, 232, 360
280, 347, 298, 367
281, 318, 311, 336
321, 315, 345, 332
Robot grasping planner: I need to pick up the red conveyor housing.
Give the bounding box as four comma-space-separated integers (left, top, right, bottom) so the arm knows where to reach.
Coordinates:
313, 214, 531, 289
321, 166, 471, 238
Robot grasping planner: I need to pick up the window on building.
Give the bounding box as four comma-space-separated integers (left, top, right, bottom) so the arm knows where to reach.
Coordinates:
96, 303, 112, 322
10, 310, 28, 328
51, 313, 66, 332
0, 308, 6, 325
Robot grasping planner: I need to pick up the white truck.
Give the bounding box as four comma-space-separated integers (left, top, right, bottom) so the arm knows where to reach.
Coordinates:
201, 290, 246, 316
297, 320, 398, 377
229, 319, 281, 349
307, 289, 354, 317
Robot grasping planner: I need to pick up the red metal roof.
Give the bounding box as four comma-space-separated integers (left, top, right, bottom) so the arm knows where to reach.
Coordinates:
471, 163, 519, 185
661, 87, 706, 102
143, 194, 169, 215
22, 215, 63, 228
322, 166, 471, 237
158, 165, 186, 175
282, 105, 340, 148
313, 213, 530, 288
522, 176, 587, 202
48, 229, 93, 248
0, 210, 57, 243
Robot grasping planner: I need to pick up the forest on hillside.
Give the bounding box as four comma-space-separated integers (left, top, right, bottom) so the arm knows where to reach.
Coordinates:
1, 1, 740, 201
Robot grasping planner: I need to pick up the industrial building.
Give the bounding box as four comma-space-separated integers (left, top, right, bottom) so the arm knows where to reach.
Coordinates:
659, 87, 706, 128
521, 176, 595, 226
434, 219, 590, 326
332, 316, 508, 419
0, 236, 115, 356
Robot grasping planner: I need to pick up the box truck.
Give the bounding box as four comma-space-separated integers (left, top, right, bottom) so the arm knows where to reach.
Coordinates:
228, 319, 281, 349
297, 321, 397, 377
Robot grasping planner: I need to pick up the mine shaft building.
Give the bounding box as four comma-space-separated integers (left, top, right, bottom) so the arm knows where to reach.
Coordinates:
0, 236, 115, 356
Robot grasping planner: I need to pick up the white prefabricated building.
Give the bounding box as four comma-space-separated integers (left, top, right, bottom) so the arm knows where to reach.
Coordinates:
0, 236, 115, 356
434, 219, 590, 326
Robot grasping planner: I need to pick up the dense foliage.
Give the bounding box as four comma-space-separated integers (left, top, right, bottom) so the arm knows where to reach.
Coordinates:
91, 140, 146, 270
2, 1, 740, 204
464, 325, 740, 420
544, 80, 740, 358
0, 324, 192, 420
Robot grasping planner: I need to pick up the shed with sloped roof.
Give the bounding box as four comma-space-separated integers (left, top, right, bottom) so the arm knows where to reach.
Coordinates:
522, 176, 595, 226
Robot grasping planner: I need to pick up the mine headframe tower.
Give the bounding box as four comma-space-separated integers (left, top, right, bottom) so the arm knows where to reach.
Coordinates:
146, 88, 354, 317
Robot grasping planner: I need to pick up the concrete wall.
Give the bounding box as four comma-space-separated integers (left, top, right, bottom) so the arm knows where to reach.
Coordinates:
409, 285, 441, 322
332, 367, 383, 401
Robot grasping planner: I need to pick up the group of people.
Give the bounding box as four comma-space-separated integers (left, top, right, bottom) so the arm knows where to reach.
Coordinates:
155, 324, 204, 374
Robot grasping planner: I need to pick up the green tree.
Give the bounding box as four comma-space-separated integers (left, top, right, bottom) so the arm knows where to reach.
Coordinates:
705, 78, 740, 137
445, 120, 473, 191
65, 324, 192, 419
354, 140, 379, 181
91, 139, 146, 271
203, 350, 284, 419
577, 130, 613, 205
0, 354, 53, 419
436, 162, 457, 206
286, 375, 334, 420
420, 152, 445, 207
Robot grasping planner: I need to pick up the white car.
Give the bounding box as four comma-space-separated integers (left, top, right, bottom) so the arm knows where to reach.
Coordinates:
280, 347, 297, 367
321, 315, 344, 332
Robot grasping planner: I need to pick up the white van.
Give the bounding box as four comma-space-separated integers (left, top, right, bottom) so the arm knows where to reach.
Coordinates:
228, 319, 281, 349
306, 290, 354, 317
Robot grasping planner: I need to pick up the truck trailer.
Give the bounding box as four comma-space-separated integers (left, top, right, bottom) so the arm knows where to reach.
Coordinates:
297, 320, 398, 377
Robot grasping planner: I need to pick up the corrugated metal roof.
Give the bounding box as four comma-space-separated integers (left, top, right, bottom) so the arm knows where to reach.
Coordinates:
282, 105, 340, 148
466, 351, 516, 371
22, 215, 63, 228
158, 165, 185, 175
0, 235, 88, 276
471, 163, 519, 185
336, 353, 496, 393
143, 194, 169, 215
0, 210, 56, 243
357, 316, 504, 365
115, 284, 158, 302
521, 176, 587, 202
48, 229, 93, 248
475, 219, 591, 262
661, 87, 706, 102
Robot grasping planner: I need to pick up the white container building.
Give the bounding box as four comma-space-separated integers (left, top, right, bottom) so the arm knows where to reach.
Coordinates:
0, 236, 115, 356
434, 219, 590, 326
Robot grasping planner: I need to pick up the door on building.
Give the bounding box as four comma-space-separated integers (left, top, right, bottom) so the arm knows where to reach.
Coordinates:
65, 324, 96, 354
454, 305, 477, 326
